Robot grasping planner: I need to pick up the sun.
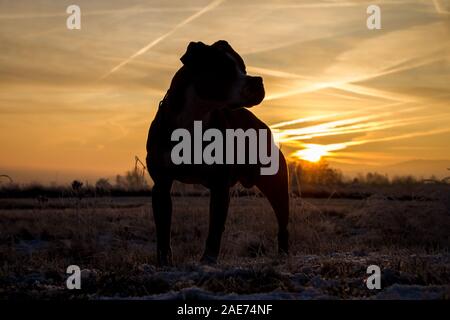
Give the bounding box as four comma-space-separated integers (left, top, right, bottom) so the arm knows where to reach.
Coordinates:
294, 144, 328, 162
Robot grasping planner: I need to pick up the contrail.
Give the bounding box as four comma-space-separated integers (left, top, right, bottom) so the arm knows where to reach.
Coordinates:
432, 0, 449, 14
226, 0, 419, 10
263, 54, 439, 102
270, 101, 406, 129
279, 113, 446, 142
275, 107, 427, 141
263, 56, 432, 101
100, 0, 225, 80
0, 7, 200, 19
289, 127, 450, 152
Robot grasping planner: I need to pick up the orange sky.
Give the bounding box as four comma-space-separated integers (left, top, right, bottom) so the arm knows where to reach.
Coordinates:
0, 0, 449, 184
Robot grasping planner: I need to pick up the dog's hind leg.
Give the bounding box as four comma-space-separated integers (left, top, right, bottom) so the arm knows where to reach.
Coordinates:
201, 184, 230, 264
152, 179, 173, 266
256, 152, 289, 255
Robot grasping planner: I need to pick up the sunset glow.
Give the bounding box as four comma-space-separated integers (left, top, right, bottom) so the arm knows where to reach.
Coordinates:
0, 0, 449, 183
294, 145, 327, 163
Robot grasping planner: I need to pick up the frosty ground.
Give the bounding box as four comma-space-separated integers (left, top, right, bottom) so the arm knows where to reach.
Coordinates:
0, 191, 449, 300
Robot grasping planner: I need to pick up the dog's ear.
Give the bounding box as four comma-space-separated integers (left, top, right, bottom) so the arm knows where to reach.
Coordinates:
213, 40, 246, 73
212, 40, 231, 50
180, 41, 208, 67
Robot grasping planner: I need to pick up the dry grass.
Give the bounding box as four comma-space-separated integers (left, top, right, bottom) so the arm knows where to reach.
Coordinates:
0, 191, 449, 299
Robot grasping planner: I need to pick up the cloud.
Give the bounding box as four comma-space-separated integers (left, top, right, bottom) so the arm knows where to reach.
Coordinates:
100, 0, 226, 79
0, 0, 448, 180
432, 0, 450, 14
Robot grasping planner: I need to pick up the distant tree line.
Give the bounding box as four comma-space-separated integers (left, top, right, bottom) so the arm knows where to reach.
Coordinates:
0, 160, 447, 199
0, 169, 150, 198
288, 159, 436, 189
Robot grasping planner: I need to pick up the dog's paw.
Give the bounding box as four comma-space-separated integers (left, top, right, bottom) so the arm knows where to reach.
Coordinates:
157, 251, 173, 267
277, 248, 289, 262
200, 254, 218, 265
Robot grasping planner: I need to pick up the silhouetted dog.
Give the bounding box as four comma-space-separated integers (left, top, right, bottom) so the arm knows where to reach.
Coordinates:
146, 40, 289, 265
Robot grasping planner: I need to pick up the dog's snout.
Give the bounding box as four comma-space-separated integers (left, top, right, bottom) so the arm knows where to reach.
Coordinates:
246, 76, 264, 93
242, 75, 265, 107
250, 76, 263, 88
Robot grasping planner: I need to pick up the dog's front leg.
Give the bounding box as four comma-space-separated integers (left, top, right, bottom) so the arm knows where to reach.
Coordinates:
201, 185, 230, 264
152, 180, 173, 266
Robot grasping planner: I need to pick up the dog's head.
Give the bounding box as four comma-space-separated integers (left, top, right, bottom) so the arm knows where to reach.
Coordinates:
180, 40, 265, 109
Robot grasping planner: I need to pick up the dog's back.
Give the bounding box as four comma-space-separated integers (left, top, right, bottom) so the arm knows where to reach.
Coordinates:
147, 103, 276, 189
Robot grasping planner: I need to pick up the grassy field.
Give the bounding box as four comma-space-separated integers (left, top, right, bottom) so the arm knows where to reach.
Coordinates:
0, 187, 449, 300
